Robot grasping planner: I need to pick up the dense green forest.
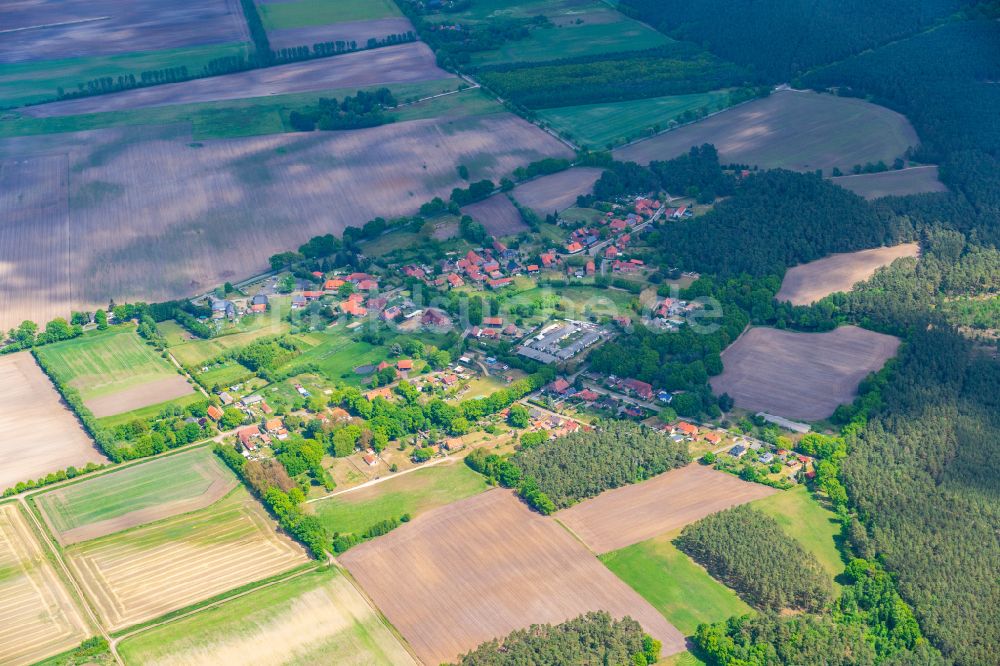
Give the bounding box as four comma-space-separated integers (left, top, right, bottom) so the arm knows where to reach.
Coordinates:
677, 505, 833, 611
618, 0, 973, 80
452, 612, 660, 666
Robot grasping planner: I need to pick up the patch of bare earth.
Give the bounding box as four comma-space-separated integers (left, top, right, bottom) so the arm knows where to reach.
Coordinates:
339, 489, 686, 665
557, 465, 777, 554
776, 243, 920, 306
512, 167, 603, 216
710, 326, 901, 421
85, 374, 195, 418
24, 42, 447, 117
0, 352, 106, 490
614, 89, 918, 174
461, 193, 526, 236
831, 166, 947, 199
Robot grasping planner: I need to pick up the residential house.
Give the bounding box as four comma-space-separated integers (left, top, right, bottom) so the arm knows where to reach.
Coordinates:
207, 405, 224, 421
675, 421, 699, 437
548, 378, 571, 395
487, 277, 512, 290
447, 273, 465, 288
622, 378, 654, 401
397, 359, 414, 372
484, 317, 503, 328
250, 294, 269, 313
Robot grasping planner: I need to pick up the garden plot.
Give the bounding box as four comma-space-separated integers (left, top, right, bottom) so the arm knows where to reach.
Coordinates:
512, 167, 604, 216
776, 243, 920, 306
710, 325, 901, 421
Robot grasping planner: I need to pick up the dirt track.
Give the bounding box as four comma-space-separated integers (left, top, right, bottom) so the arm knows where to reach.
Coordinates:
340, 489, 686, 665
557, 465, 777, 554
710, 325, 901, 421
512, 167, 603, 215
776, 243, 920, 306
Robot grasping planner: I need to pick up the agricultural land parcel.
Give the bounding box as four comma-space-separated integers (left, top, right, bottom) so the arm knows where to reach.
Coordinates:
258, 0, 401, 30
0, 502, 91, 666
0, 113, 572, 330
614, 89, 921, 175
340, 489, 686, 665
460, 193, 527, 237
557, 464, 777, 554
266, 16, 416, 51
752, 486, 844, 586
35, 447, 237, 545
34, 328, 194, 417
511, 167, 603, 216
0, 352, 107, 491
710, 325, 901, 421
117, 566, 416, 665
831, 165, 948, 199
776, 243, 921, 306
63, 485, 308, 631
22, 42, 449, 117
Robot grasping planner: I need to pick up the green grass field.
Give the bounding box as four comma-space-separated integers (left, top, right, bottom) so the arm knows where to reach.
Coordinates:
600, 531, 752, 635
752, 486, 844, 587
117, 566, 414, 665
166, 317, 293, 367
95, 392, 206, 429
260, 0, 401, 30
35, 327, 179, 399
310, 462, 488, 535
510, 285, 637, 322
538, 90, 732, 148
35, 448, 234, 538
0, 43, 248, 108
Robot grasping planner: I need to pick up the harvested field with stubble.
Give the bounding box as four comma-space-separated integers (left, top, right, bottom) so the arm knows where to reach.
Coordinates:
710, 326, 901, 421
614, 89, 918, 174
65, 486, 308, 631
267, 17, 415, 50
0, 502, 91, 666
777, 243, 921, 306
23, 42, 447, 118
0, 0, 248, 64
0, 113, 570, 330
461, 193, 526, 236
0, 352, 106, 492
340, 489, 686, 665
36, 447, 237, 545
831, 165, 947, 199
512, 167, 604, 216
558, 465, 777, 554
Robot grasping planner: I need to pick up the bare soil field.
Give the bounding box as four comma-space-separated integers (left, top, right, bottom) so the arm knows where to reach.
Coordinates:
65, 487, 308, 631
557, 465, 777, 554
85, 374, 199, 418
710, 326, 901, 421
24, 42, 447, 117
0, 113, 570, 330
340, 489, 686, 665
777, 243, 921, 306
831, 165, 947, 199
512, 167, 604, 215
0, 352, 106, 491
614, 89, 918, 174
461, 193, 527, 237
267, 17, 415, 50
0, 0, 248, 64
0, 503, 91, 666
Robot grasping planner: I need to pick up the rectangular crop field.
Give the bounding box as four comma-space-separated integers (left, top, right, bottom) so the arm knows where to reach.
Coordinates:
36, 447, 237, 545
117, 565, 416, 665
167, 316, 292, 368
340, 489, 686, 665
460, 193, 527, 237
601, 530, 751, 635
831, 165, 947, 199
614, 89, 918, 174
64, 486, 309, 631
308, 461, 488, 535
0, 352, 107, 492
267, 16, 415, 51
710, 325, 901, 421
538, 91, 732, 149
34, 327, 194, 417
0, 113, 571, 331
511, 167, 603, 216
776, 243, 920, 306
259, 0, 401, 30
0, 503, 91, 666
24, 43, 448, 118
557, 465, 777, 554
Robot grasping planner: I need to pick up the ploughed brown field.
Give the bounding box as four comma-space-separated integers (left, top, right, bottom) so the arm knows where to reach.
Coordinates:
776, 243, 920, 306
339, 489, 686, 665
86, 374, 196, 418
0, 352, 107, 491
614, 89, 918, 174
557, 465, 777, 554
23, 42, 447, 117
461, 193, 527, 237
0, 0, 248, 63
710, 326, 901, 421
831, 166, 947, 199
512, 167, 603, 215
0, 113, 571, 329
267, 17, 416, 50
